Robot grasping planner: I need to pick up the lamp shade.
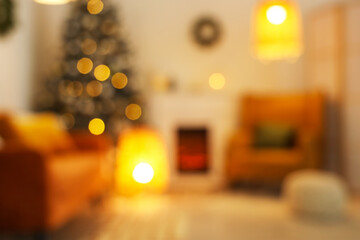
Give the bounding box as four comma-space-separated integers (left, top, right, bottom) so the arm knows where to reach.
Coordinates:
252, 0, 303, 61
115, 127, 169, 196
33, 0, 74, 5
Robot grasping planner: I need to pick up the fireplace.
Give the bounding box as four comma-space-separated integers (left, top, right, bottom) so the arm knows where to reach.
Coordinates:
177, 128, 208, 173
148, 93, 235, 191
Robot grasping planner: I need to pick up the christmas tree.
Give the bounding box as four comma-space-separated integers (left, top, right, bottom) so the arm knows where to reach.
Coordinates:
38, 0, 142, 136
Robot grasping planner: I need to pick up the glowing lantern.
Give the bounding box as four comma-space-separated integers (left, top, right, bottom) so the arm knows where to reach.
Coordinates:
115, 127, 169, 196
252, 0, 303, 61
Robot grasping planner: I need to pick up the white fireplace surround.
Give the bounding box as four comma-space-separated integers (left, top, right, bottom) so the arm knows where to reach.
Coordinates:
149, 93, 236, 191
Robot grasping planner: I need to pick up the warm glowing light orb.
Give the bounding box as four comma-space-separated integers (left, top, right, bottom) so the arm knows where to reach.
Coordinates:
87, 0, 104, 15
266, 5, 287, 25
132, 163, 154, 184
77, 58, 93, 74
209, 73, 226, 90
81, 38, 97, 55
94, 65, 110, 81
88, 118, 105, 135
125, 104, 142, 120
111, 72, 128, 89
86, 80, 103, 97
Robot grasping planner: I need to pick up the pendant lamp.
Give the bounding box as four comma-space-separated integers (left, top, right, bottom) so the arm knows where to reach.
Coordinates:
252, 0, 303, 61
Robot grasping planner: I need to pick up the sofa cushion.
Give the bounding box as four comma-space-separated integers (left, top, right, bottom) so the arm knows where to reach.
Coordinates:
12, 113, 74, 153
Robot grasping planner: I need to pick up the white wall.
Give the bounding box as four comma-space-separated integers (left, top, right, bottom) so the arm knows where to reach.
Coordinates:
31, 3, 71, 108
117, 0, 345, 95
0, 0, 345, 111
119, 0, 302, 94
0, 0, 34, 111
342, 4, 360, 191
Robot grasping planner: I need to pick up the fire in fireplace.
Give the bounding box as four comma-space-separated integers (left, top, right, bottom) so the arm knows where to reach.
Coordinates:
177, 128, 208, 173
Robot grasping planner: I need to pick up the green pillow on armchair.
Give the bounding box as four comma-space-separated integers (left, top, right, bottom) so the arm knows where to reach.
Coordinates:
253, 122, 296, 149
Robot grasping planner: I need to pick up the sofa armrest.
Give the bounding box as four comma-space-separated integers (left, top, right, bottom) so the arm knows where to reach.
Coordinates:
0, 148, 48, 230
69, 131, 113, 152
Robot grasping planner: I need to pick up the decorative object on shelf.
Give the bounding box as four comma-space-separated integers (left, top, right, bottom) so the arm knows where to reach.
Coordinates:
251, 0, 303, 61
0, 0, 14, 36
192, 16, 222, 47
115, 127, 169, 196
33, 0, 74, 5
36, 0, 143, 137
151, 74, 176, 93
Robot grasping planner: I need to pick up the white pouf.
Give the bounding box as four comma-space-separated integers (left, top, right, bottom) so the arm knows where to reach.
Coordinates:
283, 170, 348, 219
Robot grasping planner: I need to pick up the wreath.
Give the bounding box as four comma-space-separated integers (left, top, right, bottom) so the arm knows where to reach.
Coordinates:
192, 17, 221, 47
0, 0, 14, 36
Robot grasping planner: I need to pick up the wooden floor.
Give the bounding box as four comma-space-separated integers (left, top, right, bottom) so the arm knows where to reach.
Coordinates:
2, 192, 360, 239
47, 192, 360, 240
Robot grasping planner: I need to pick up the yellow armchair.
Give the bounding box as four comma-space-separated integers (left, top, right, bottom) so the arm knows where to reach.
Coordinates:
226, 92, 324, 186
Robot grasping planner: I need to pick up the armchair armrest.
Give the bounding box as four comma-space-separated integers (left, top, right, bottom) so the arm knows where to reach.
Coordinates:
226, 128, 253, 165
228, 128, 253, 148
297, 130, 322, 168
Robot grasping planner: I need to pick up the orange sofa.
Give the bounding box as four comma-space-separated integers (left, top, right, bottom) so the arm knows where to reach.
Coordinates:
0, 113, 113, 232
226, 92, 324, 186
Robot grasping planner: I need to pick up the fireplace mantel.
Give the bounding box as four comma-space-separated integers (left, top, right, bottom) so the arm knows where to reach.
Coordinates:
148, 93, 236, 191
